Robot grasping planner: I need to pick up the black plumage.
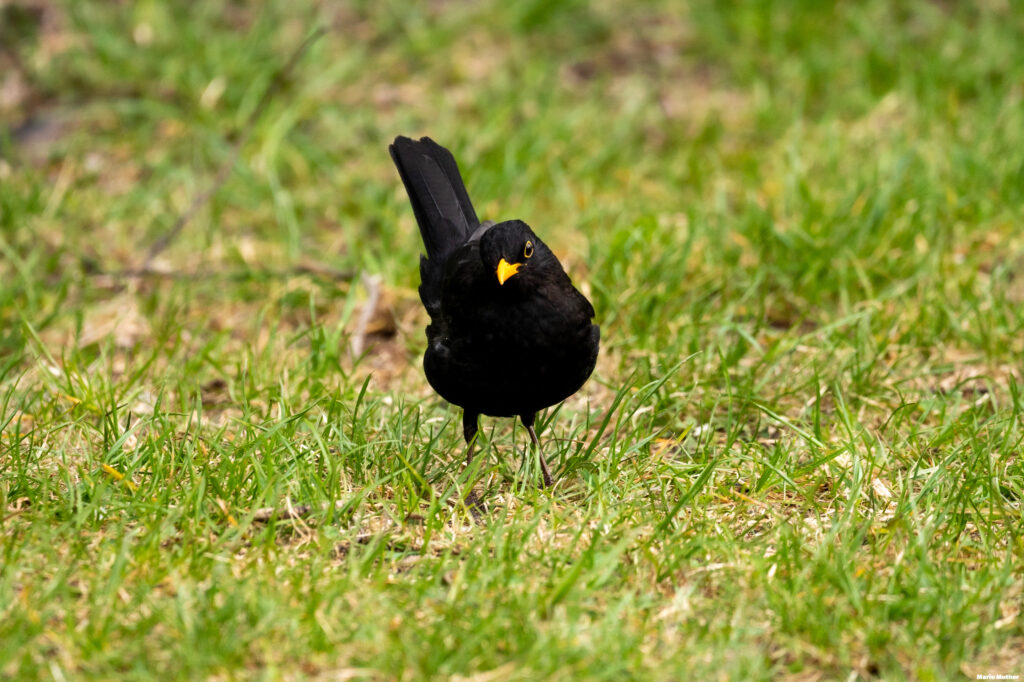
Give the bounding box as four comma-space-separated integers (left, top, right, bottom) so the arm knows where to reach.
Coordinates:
389, 136, 600, 486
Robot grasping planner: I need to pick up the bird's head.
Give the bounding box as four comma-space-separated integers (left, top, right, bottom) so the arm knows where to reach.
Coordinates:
479, 220, 558, 288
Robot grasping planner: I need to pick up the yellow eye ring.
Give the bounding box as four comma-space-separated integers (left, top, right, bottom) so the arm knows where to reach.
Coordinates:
524, 240, 534, 259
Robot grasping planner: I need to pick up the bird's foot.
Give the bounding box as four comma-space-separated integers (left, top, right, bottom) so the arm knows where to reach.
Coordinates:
462, 488, 488, 520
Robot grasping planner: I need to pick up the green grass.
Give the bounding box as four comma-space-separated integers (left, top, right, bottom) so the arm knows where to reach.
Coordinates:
2, 0, 1023, 679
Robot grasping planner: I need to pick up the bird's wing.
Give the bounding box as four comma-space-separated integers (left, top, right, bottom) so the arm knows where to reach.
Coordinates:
467, 220, 496, 242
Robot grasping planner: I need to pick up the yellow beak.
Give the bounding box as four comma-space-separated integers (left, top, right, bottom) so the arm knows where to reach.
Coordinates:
496, 258, 521, 285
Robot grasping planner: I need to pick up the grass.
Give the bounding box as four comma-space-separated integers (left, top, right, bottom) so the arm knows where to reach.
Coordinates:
1, 0, 1023, 679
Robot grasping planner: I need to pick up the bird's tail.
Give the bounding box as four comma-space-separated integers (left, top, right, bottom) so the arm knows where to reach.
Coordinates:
389, 136, 480, 314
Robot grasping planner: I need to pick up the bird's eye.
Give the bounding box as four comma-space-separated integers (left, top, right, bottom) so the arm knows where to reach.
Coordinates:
524, 240, 534, 259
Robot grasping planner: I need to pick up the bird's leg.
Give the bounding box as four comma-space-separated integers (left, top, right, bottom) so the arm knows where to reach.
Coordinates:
528, 426, 554, 488
462, 411, 480, 466
459, 411, 487, 514
521, 413, 554, 488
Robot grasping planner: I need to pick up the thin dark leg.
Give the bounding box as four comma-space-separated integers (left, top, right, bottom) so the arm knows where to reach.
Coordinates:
521, 413, 554, 488
462, 410, 480, 465
460, 410, 486, 516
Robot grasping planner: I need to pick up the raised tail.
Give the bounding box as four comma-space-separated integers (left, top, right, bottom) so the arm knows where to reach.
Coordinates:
389, 136, 480, 314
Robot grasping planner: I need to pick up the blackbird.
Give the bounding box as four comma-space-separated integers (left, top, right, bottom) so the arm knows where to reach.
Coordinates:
389, 136, 600, 487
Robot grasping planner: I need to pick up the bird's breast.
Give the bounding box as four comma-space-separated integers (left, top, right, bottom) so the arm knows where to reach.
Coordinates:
425, 282, 598, 416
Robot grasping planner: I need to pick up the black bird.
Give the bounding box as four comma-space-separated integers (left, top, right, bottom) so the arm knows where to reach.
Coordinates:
389, 136, 600, 487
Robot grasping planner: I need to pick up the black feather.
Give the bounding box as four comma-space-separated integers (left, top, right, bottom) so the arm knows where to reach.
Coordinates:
388, 136, 600, 488
388, 136, 479, 259
389, 136, 481, 314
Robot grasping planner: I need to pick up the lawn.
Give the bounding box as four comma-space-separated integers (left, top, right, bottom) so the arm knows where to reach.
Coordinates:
1, 1, 1022, 679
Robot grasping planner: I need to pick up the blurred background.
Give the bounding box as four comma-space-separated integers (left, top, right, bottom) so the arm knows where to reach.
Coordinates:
3, 0, 1020, 379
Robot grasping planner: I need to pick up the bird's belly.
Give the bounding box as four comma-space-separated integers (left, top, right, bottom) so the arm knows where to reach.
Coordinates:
424, 323, 598, 417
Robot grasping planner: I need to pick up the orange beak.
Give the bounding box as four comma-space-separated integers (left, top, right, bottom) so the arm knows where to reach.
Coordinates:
496, 258, 521, 285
